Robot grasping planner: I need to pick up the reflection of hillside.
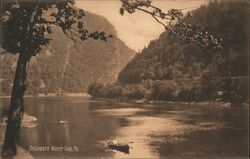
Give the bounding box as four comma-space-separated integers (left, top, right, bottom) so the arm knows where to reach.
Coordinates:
1, 97, 248, 158
18, 98, 121, 157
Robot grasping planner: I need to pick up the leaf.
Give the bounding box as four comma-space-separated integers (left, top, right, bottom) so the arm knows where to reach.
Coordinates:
79, 9, 85, 16
120, 7, 125, 15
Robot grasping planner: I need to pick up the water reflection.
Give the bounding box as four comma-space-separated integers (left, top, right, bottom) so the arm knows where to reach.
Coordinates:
0, 97, 248, 158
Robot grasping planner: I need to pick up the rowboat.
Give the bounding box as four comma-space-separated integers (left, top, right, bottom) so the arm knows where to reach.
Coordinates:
108, 140, 129, 154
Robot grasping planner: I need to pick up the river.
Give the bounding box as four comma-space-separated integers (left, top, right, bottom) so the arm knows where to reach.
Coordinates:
0, 97, 248, 158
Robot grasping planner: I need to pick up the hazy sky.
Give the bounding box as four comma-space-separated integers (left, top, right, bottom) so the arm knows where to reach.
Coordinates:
76, 0, 208, 51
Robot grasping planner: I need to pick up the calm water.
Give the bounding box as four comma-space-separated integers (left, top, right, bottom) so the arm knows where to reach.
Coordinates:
0, 97, 249, 158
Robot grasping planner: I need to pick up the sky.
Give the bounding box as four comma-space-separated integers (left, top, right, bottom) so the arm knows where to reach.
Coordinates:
76, 0, 208, 51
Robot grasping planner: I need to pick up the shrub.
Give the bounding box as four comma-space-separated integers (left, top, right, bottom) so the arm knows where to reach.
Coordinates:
220, 78, 249, 105
102, 83, 122, 98
122, 84, 146, 99
88, 81, 104, 97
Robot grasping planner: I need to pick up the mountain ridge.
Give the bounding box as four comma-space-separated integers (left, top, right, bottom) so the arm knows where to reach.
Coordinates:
88, 1, 249, 105
0, 11, 135, 95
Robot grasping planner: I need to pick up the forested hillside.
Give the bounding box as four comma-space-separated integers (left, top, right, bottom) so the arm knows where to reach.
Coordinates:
88, 1, 249, 105
0, 11, 135, 95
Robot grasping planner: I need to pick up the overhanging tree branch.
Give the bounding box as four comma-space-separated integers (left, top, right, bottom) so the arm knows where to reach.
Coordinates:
135, 7, 186, 41
120, 0, 223, 50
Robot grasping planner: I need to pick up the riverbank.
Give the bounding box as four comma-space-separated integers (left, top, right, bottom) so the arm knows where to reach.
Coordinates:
0, 92, 91, 99
0, 113, 37, 159
91, 97, 249, 108
0, 137, 34, 159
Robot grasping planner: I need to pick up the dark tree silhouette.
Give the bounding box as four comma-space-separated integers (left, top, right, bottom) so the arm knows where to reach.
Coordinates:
0, 0, 222, 157
0, 0, 110, 157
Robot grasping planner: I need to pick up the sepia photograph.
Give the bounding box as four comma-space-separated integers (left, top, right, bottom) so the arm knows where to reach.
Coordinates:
0, 0, 249, 158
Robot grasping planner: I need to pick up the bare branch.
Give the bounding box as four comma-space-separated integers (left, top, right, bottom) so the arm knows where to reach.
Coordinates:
135, 7, 187, 41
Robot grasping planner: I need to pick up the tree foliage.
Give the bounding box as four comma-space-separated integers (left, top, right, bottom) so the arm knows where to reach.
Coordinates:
1, 0, 111, 56
120, 0, 223, 50
89, 1, 249, 105
118, 0, 249, 84
0, 13, 135, 96
0, 0, 113, 157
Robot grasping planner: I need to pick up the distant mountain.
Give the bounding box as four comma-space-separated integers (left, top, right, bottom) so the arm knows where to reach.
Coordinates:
0, 11, 135, 95
88, 1, 249, 105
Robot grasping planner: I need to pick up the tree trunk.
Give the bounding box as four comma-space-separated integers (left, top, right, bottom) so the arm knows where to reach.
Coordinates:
1, 52, 30, 157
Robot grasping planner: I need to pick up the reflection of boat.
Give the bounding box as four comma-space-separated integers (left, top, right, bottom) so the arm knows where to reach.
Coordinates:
108, 140, 129, 154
